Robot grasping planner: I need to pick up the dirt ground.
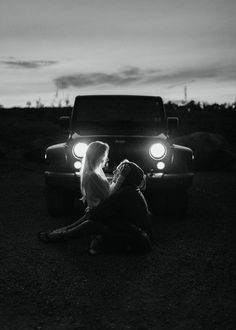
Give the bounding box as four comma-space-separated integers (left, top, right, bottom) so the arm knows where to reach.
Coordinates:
0, 157, 235, 330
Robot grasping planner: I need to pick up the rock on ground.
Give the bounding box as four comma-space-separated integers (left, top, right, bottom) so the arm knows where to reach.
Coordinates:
173, 131, 235, 170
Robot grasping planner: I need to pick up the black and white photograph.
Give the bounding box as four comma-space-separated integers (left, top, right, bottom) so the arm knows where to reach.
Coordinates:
0, 0, 235, 329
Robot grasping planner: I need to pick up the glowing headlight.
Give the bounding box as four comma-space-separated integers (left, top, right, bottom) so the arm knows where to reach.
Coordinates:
74, 161, 82, 170
149, 143, 167, 160
157, 161, 165, 170
73, 142, 88, 158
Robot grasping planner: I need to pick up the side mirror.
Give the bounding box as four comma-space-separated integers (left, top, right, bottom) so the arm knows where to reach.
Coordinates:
59, 116, 70, 131
167, 117, 179, 134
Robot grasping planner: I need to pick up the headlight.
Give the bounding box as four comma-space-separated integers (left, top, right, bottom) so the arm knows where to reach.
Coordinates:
149, 142, 167, 160
73, 142, 88, 158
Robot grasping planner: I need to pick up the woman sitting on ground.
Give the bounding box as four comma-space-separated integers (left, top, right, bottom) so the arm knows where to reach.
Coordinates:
38, 140, 125, 238
39, 144, 152, 254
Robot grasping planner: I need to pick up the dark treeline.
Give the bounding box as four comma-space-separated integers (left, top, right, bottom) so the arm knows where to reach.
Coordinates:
165, 100, 236, 112
164, 101, 236, 144
0, 101, 236, 148
0, 100, 236, 116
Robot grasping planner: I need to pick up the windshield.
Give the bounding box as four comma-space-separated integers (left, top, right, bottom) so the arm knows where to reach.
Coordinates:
72, 95, 165, 135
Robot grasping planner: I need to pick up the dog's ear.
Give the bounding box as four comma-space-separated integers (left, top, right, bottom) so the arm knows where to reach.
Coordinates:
123, 162, 144, 188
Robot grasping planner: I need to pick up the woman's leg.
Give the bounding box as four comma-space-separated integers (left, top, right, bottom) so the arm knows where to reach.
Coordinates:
39, 219, 108, 242
38, 196, 115, 242
51, 213, 89, 235
59, 219, 108, 240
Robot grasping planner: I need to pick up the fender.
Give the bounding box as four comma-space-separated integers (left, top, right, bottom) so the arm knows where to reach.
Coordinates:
171, 143, 194, 172
45, 143, 67, 171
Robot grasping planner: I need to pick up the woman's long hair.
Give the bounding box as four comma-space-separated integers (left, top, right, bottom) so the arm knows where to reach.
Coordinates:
80, 141, 109, 199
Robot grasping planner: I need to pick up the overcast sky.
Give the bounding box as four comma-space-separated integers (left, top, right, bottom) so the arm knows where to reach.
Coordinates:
1, 0, 236, 107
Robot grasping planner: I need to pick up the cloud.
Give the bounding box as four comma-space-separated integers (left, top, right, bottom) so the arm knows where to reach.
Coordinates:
54, 67, 146, 89
1, 59, 58, 69
53, 63, 236, 90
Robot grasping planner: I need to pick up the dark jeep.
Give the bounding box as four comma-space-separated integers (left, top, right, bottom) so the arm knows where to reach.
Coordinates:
45, 95, 194, 219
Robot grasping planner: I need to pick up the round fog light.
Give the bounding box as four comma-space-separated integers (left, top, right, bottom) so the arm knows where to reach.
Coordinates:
157, 161, 165, 170
74, 161, 82, 170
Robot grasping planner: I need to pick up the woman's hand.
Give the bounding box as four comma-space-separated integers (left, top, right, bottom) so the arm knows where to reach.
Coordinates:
110, 164, 131, 193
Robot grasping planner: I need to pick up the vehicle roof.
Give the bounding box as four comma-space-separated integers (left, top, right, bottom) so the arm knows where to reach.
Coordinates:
74, 95, 163, 102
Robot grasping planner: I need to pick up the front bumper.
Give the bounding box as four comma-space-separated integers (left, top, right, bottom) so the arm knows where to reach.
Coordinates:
45, 171, 194, 192
146, 172, 194, 191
